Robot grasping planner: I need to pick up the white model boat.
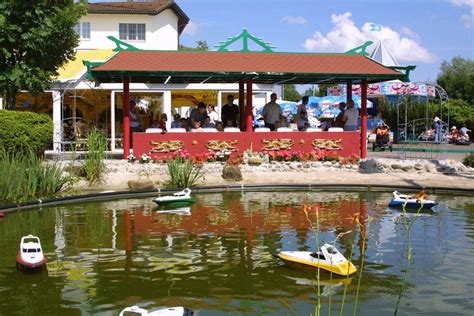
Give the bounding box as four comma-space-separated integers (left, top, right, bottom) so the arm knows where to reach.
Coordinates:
153, 188, 195, 206
119, 305, 193, 316
16, 234, 47, 270
277, 243, 357, 276
388, 191, 437, 209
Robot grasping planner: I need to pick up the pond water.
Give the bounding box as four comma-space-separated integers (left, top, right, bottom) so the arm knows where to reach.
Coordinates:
0, 191, 473, 315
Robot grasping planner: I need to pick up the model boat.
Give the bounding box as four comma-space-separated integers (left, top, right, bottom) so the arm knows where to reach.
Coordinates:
153, 188, 195, 206
277, 243, 357, 276
16, 235, 47, 270
388, 191, 437, 209
119, 305, 193, 316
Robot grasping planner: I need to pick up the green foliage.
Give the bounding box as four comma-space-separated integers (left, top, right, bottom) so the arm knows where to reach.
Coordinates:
462, 153, 474, 168
0, 110, 53, 155
166, 156, 203, 189
445, 98, 474, 130
283, 84, 301, 101
0, 151, 72, 204
0, 0, 86, 107
436, 56, 474, 105
84, 128, 107, 184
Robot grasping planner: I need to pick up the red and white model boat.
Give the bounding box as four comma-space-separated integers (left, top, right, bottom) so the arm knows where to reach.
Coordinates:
16, 234, 47, 270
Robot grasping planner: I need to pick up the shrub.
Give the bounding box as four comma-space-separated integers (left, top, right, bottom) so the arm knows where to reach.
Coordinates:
462, 153, 474, 168
0, 151, 72, 204
166, 156, 203, 188
0, 110, 53, 155
84, 128, 107, 184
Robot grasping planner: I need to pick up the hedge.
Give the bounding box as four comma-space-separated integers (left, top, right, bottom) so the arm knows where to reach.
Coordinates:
0, 110, 53, 155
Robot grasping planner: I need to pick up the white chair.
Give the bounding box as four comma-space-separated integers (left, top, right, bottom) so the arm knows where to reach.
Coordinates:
145, 128, 163, 133
277, 127, 293, 132
328, 127, 344, 132
306, 128, 322, 132
224, 127, 240, 132
254, 127, 271, 132
202, 128, 218, 133
168, 128, 187, 133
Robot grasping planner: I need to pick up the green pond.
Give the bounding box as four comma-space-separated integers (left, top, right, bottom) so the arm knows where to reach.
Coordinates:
0, 191, 473, 315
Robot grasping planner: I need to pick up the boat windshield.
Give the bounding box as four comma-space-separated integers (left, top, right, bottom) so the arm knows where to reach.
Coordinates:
310, 252, 326, 260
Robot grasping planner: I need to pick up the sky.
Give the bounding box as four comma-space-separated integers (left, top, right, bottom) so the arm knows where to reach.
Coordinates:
177, 0, 474, 83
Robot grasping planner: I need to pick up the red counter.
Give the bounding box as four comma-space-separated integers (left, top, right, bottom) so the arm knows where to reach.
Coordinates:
132, 131, 359, 159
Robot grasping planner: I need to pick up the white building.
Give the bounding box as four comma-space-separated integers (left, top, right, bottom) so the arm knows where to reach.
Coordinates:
10, 0, 275, 153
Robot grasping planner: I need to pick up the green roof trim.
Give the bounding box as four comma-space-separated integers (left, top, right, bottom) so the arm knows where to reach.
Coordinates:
106, 36, 140, 52
345, 41, 374, 56
215, 28, 276, 52
389, 65, 416, 82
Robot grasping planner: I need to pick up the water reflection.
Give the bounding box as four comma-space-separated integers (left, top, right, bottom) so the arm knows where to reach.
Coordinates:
0, 192, 472, 314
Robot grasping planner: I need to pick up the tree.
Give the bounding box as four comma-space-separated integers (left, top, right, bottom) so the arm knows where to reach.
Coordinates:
436, 57, 474, 105
195, 40, 209, 51
283, 84, 301, 102
303, 87, 316, 97
0, 0, 86, 107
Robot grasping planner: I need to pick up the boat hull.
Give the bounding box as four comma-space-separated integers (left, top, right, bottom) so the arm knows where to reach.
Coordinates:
16, 252, 47, 270
388, 199, 437, 209
153, 198, 195, 206
277, 253, 357, 276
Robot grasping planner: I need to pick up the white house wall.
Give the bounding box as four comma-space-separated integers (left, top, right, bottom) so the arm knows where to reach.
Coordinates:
78, 9, 178, 50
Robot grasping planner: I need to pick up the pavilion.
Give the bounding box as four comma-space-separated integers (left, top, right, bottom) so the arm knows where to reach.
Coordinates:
87, 50, 408, 159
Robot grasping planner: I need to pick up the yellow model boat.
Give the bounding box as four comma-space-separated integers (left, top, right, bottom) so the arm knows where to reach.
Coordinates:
277, 244, 357, 276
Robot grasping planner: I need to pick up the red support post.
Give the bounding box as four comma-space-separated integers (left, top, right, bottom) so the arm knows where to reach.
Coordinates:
123, 76, 130, 159
239, 80, 245, 131
360, 79, 368, 159
246, 79, 253, 132
347, 80, 352, 104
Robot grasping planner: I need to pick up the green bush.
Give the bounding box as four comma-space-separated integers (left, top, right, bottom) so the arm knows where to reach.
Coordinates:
0, 110, 53, 155
166, 156, 203, 189
84, 128, 107, 184
462, 153, 474, 168
0, 151, 72, 204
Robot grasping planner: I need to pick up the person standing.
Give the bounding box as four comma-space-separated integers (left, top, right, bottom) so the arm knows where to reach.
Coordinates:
297, 96, 308, 117
434, 117, 442, 143
221, 95, 239, 127
342, 100, 359, 131
208, 105, 219, 125
262, 93, 282, 131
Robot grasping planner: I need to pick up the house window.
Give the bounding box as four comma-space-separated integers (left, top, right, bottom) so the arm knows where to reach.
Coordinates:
75, 22, 90, 40
119, 23, 146, 41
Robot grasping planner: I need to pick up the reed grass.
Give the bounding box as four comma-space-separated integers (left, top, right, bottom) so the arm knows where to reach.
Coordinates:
166, 156, 203, 188
393, 199, 425, 315
84, 128, 107, 184
0, 151, 72, 204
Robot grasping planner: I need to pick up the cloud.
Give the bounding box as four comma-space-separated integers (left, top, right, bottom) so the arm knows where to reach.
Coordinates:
449, 0, 474, 7
281, 16, 307, 25
461, 12, 474, 28
183, 21, 198, 36
303, 12, 436, 63
400, 26, 421, 43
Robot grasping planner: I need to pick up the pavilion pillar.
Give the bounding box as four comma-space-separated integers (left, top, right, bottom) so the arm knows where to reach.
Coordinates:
123, 76, 130, 159
246, 79, 253, 132
239, 80, 245, 130
52, 91, 62, 153
361, 79, 368, 159
346, 80, 352, 103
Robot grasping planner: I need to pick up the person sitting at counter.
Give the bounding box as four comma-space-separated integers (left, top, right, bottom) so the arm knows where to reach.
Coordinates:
262, 93, 282, 131
151, 113, 167, 131
171, 114, 182, 129
203, 116, 216, 128
297, 111, 309, 131
191, 119, 203, 132
216, 121, 224, 132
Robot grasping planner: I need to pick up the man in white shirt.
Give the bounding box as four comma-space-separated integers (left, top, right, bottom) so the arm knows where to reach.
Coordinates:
262, 93, 282, 131
342, 100, 359, 131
